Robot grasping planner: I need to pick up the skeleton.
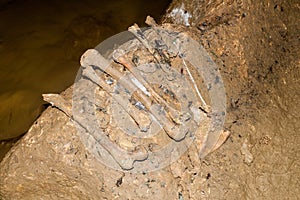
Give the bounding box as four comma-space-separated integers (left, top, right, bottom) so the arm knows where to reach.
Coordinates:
43, 17, 229, 171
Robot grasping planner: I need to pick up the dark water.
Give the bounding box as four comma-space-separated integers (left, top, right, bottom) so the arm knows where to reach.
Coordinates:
0, 0, 171, 140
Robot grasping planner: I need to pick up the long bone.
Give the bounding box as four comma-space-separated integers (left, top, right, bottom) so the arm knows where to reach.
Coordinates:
113, 50, 182, 124
82, 64, 151, 132
43, 94, 148, 171
81, 50, 152, 108
81, 49, 188, 141
144, 17, 209, 113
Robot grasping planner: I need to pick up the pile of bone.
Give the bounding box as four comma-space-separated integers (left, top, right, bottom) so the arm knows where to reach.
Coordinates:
43, 16, 228, 173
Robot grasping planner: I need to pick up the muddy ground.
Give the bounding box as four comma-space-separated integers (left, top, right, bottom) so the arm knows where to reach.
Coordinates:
166, 0, 300, 198
0, 0, 299, 199
170, 0, 300, 198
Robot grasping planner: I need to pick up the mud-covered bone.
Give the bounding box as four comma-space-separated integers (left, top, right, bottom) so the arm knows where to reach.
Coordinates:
81, 49, 189, 141
113, 50, 182, 123
81, 49, 153, 108
82, 64, 152, 132
128, 24, 155, 54
42, 93, 148, 170
145, 16, 159, 27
